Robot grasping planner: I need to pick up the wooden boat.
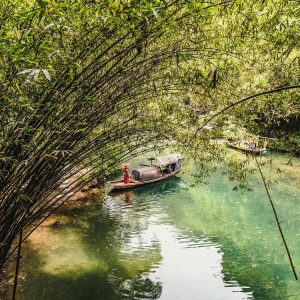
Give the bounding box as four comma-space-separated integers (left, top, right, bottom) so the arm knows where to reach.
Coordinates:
226, 133, 269, 155
109, 154, 182, 190
226, 141, 267, 155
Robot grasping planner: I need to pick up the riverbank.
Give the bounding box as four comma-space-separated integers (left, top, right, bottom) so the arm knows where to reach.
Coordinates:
268, 132, 300, 156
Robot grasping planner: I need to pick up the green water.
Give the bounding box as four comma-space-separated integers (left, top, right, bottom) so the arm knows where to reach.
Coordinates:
15, 152, 300, 299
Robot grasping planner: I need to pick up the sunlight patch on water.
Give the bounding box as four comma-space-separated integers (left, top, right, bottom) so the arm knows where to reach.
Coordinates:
140, 223, 254, 300
29, 227, 107, 276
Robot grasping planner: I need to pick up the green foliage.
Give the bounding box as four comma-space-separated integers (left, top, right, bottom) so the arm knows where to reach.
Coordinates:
0, 0, 300, 271
269, 132, 300, 155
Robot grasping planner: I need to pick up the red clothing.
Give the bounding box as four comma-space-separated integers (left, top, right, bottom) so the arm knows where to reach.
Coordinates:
124, 166, 130, 183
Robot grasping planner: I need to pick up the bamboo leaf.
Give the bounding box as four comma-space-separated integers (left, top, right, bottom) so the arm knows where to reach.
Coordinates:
17, 69, 33, 75
152, 8, 159, 20
32, 69, 40, 81
42, 69, 51, 81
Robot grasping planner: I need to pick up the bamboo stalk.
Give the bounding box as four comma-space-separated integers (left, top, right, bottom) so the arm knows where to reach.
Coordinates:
12, 225, 22, 300
254, 155, 298, 280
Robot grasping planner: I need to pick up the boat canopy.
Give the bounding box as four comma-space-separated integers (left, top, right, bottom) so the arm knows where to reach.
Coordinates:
149, 153, 181, 166
131, 166, 161, 181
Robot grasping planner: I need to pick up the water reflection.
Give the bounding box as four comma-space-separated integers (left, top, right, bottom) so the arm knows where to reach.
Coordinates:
17, 196, 163, 300
124, 191, 133, 205
14, 153, 300, 300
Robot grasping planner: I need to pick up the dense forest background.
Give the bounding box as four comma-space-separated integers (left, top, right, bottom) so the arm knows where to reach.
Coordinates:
0, 0, 299, 276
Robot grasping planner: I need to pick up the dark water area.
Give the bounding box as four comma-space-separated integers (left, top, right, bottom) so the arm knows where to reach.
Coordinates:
12, 152, 300, 299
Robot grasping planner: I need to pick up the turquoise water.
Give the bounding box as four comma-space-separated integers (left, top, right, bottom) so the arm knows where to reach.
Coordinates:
14, 152, 300, 299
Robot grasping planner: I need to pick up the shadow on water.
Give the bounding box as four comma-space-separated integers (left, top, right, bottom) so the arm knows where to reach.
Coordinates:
20, 270, 162, 300
16, 196, 163, 300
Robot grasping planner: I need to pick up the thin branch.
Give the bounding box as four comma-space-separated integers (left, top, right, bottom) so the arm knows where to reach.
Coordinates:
189, 84, 300, 143
12, 224, 22, 300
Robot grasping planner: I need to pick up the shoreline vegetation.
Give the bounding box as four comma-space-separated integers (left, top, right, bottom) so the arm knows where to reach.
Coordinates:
268, 134, 300, 156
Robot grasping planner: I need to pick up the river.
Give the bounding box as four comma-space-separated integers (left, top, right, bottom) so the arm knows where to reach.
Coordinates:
12, 151, 300, 299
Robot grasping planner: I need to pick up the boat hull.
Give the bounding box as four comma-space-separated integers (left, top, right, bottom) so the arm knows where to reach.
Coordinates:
226, 142, 267, 155
109, 168, 181, 190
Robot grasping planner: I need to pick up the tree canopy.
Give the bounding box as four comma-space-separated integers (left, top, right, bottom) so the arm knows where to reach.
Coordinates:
0, 0, 300, 271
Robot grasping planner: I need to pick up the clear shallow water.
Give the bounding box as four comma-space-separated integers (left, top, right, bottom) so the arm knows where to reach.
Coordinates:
15, 152, 300, 299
